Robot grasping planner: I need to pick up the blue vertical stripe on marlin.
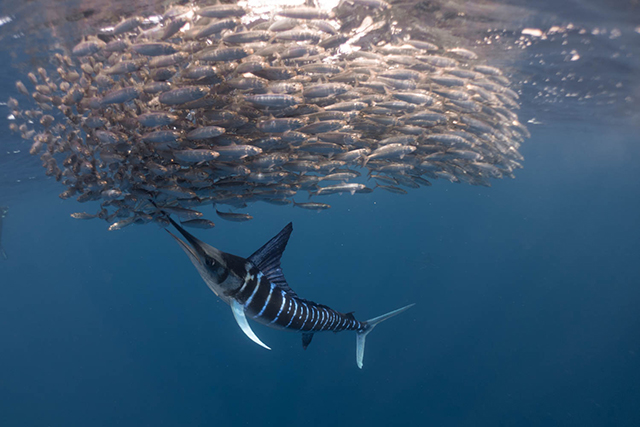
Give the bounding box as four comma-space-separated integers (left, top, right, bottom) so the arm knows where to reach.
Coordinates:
166, 217, 413, 368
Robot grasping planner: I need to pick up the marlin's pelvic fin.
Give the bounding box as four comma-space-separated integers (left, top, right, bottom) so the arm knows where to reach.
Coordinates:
356, 303, 415, 369
231, 299, 271, 350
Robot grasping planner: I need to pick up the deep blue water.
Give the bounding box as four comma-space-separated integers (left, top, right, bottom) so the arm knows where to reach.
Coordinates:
1, 0, 640, 426
1, 121, 639, 426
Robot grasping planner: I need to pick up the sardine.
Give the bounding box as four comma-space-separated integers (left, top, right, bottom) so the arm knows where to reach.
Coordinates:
215, 210, 253, 222
293, 201, 331, 210
159, 86, 208, 105
173, 149, 220, 163
180, 219, 216, 229
313, 183, 367, 196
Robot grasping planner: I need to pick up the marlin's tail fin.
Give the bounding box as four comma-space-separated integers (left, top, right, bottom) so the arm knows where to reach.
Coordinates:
356, 303, 414, 369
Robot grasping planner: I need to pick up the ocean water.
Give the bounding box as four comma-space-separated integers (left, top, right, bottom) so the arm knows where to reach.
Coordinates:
0, 1, 639, 426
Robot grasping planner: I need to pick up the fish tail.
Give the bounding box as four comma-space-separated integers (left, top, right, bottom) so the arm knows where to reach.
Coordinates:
355, 303, 414, 369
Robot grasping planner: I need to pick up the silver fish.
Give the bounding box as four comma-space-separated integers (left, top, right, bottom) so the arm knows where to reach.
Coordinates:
196, 47, 252, 62
173, 149, 220, 163
108, 216, 136, 231
215, 210, 253, 222
72, 40, 106, 56
256, 118, 306, 133
366, 144, 417, 163
130, 42, 177, 56
71, 212, 97, 220
158, 206, 204, 221
137, 112, 179, 128
314, 183, 366, 196
148, 52, 189, 68
100, 87, 140, 105
198, 5, 246, 18
210, 145, 263, 160
277, 7, 333, 20
244, 94, 301, 108
186, 126, 226, 140
180, 219, 216, 229
292, 201, 331, 211
159, 87, 208, 105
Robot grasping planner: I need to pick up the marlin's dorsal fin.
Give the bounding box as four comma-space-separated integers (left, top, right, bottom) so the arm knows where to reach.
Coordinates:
248, 222, 297, 296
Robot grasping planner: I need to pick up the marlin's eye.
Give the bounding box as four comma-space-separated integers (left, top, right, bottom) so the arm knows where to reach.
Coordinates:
205, 257, 216, 267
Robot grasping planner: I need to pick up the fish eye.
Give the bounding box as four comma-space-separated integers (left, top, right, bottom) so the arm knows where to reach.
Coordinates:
205, 257, 216, 267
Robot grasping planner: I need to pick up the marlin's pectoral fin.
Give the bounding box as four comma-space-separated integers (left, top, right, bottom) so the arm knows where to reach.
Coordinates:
231, 299, 271, 350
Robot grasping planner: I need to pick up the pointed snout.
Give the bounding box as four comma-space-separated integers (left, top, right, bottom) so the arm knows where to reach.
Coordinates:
166, 216, 226, 268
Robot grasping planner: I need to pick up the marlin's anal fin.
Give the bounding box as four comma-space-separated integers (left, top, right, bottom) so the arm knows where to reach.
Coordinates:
231, 299, 271, 350
301, 333, 314, 350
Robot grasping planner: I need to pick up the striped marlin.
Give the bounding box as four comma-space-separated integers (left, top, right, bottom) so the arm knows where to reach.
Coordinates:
166, 217, 413, 368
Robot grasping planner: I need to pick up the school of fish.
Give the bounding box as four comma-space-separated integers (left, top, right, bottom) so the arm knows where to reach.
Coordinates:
7, 1, 529, 230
